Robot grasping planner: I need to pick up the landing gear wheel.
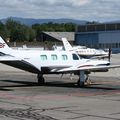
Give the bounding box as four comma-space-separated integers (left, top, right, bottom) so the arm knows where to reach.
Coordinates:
77, 71, 85, 88
38, 77, 45, 85
77, 80, 85, 88
37, 74, 45, 85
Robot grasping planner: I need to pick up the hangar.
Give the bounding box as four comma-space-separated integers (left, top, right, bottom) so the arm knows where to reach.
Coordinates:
40, 32, 74, 43
75, 23, 120, 52
38, 32, 74, 49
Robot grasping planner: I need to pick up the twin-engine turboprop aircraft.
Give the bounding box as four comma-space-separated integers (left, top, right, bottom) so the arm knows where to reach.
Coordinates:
0, 36, 119, 87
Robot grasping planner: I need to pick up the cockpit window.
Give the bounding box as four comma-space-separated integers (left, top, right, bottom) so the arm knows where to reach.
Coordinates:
72, 54, 79, 60
40, 55, 47, 60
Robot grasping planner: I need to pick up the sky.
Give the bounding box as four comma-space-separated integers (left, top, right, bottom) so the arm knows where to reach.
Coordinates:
0, 0, 120, 22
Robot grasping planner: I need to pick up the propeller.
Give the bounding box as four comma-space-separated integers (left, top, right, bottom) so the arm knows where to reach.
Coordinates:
108, 48, 112, 62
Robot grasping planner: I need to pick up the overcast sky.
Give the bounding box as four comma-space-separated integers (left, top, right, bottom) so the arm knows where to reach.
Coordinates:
0, 0, 120, 22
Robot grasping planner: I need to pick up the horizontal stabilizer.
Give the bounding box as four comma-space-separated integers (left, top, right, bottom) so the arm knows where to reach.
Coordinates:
0, 55, 21, 61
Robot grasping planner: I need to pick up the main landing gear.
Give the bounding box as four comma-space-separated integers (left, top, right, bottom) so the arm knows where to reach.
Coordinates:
37, 74, 45, 85
37, 72, 91, 87
77, 71, 91, 88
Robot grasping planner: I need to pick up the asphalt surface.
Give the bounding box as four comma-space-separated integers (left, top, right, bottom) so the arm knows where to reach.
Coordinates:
0, 54, 120, 120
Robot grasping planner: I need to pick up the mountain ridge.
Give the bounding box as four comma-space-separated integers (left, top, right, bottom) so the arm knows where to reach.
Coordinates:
0, 17, 88, 26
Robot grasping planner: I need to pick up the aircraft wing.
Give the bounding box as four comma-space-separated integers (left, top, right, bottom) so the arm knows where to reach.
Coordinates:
0, 51, 21, 61
0, 55, 40, 73
57, 65, 120, 72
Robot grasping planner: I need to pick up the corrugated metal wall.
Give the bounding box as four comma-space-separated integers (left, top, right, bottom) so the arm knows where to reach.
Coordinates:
75, 33, 98, 48
99, 31, 120, 43
75, 31, 120, 49
75, 23, 120, 52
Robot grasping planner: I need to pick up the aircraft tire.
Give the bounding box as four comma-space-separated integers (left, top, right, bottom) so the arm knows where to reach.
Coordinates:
38, 77, 45, 85
77, 80, 85, 88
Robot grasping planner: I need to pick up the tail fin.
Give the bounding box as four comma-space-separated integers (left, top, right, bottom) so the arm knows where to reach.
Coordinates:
61, 38, 73, 51
0, 36, 12, 54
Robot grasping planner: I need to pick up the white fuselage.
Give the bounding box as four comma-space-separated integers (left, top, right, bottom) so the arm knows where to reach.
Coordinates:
74, 47, 108, 56
2, 48, 109, 74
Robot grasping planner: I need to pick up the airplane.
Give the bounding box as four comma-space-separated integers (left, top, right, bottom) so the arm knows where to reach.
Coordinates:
0, 36, 119, 87
61, 38, 109, 59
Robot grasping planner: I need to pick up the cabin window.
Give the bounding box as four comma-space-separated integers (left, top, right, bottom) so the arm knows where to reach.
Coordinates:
51, 54, 57, 60
62, 55, 68, 60
72, 54, 79, 60
40, 55, 47, 60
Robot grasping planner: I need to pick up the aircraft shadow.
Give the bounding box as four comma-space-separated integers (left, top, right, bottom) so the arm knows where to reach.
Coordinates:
0, 79, 77, 88
0, 79, 120, 91
0, 79, 38, 91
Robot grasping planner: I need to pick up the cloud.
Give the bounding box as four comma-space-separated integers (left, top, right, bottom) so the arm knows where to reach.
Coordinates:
24, 0, 91, 8
71, 0, 91, 6
0, 0, 120, 22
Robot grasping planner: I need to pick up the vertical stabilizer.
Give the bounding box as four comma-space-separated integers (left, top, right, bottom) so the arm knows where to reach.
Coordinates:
61, 38, 73, 51
0, 36, 12, 54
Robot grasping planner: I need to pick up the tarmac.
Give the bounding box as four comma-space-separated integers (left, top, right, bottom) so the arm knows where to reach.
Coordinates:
0, 54, 120, 120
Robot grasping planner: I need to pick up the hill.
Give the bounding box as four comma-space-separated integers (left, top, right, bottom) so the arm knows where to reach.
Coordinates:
0, 17, 87, 26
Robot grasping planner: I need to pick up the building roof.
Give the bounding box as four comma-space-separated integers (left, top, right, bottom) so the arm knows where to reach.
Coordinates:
43, 32, 75, 41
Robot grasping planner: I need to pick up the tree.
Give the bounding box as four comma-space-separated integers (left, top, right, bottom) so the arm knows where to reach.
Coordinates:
0, 18, 76, 42
32, 22, 76, 41
0, 21, 9, 38
6, 18, 36, 42
27, 27, 36, 42
10, 28, 25, 42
